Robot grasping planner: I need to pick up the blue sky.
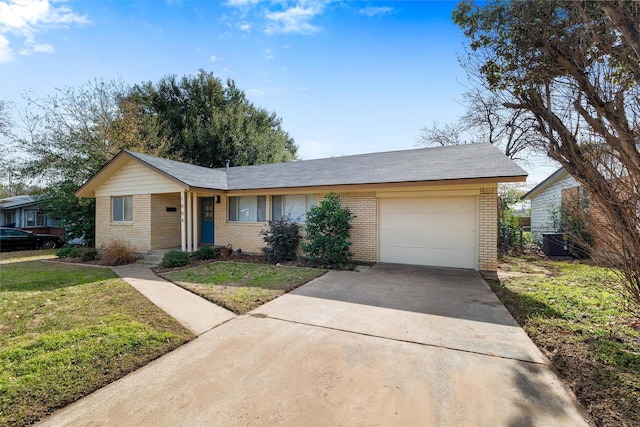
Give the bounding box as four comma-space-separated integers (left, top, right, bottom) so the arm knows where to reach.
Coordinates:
0, 0, 556, 183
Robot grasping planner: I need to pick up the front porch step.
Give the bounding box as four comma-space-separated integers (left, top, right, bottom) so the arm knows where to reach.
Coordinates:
136, 249, 178, 267
135, 246, 223, 266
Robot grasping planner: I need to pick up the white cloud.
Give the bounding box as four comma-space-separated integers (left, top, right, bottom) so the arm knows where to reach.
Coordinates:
20, 42, 54, 56
358, 6, 394, 17
0, 0, 89, 63
210, 54, 221, 62
224, 1, 327, 36
225, 0, 260, 6
264, 2, 325, 35
264, 48, 273, 60
0, 34, 10, 63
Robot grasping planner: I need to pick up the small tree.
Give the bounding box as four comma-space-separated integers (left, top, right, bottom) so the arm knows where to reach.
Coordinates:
261, 215, 301, 264
498, 186, 527, 251
558, 189, 594, 259
302, 193, 354, 269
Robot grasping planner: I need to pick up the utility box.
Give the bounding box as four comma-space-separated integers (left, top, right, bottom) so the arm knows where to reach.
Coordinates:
542, 233, 569, 256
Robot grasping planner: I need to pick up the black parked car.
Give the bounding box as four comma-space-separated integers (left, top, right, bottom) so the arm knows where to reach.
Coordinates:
0, 227, 64, 251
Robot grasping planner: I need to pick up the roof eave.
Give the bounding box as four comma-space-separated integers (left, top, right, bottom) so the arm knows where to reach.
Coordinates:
226, 175, 528, 193
522, 168, 567, 200
75, 151, 194, 198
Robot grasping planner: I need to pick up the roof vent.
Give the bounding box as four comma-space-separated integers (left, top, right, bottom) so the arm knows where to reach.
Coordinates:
225, 159, 230, 171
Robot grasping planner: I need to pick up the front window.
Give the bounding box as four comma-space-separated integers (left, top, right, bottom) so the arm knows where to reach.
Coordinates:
272, 194, 317, 223
25, 210, 45, 227
228, 196, 266, 222
112, 196, 133, 222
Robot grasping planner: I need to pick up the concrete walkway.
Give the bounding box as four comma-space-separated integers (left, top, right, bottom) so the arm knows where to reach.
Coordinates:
111, 263, 236, 335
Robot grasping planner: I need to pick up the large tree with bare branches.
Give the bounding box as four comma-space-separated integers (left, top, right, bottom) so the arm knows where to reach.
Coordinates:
418, 86, 543, 163
453, 0, 640, 311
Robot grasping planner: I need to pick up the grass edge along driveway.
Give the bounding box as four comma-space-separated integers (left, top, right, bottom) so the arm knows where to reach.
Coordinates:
0, 255, 194, 427
487, 257, 640, 427
161, 261, 326, 314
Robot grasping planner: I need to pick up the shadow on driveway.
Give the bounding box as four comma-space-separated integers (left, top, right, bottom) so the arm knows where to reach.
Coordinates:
294, 264, 517, 326
253, 263, 548, 363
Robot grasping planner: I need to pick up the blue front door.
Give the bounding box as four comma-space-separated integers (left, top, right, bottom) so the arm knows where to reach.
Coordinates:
201, 198, 214, 244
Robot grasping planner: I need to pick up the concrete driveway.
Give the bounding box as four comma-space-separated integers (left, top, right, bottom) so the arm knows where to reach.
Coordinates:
39, 264, 591, 427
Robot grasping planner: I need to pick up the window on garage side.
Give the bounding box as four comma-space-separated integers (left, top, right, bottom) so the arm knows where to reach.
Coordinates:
272, 194, 317, 223
112, 196, 133, 222
228, 196, 266, 222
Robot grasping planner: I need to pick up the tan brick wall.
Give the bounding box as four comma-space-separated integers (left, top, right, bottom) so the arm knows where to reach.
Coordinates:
214, 196, 269, 253
331, 192, 377, 262
150, 194, 181, 249
214, 193, 376, 262
479, 187, 498, 271
95, 195, 151, 253
95, 188, 498, 268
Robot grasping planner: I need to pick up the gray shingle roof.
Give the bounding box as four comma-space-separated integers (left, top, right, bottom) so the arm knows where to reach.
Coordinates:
227, 143, 526, 190
0, 195, 38, 210
126, 151, 229, 190
126, 143, 526, 191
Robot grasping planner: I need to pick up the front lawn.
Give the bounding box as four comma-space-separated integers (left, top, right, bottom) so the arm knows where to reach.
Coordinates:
0, 252, 194, 426
490, 257, 640, 427
161, 261, 326, 314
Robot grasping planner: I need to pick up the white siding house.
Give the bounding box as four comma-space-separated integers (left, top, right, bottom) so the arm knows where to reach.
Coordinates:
522, 168, 578, 243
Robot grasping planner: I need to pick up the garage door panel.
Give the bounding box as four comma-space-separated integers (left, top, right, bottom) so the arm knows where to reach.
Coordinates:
381, 212, 477, 231
379, 196, 477, 269
380, 229, 475, 251
380, 246, 476, 269
380, 198, 476, 214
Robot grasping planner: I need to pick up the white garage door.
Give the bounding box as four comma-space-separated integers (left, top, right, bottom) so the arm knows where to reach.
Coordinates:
379, 196, 478, 269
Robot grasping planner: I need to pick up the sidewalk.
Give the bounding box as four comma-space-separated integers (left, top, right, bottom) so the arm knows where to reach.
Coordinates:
111, 263, 236, 335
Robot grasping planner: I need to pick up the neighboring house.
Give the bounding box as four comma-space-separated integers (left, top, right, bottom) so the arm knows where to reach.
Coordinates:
522, 168, 579, 243
76, 143, 527, 272
0, 195, 64, 237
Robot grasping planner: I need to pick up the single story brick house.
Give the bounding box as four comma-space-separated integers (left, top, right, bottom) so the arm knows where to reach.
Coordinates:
76, 143, 527, 271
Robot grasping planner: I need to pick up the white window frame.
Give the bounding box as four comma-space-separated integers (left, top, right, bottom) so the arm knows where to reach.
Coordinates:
24, 210, 45, 227
228, 196, 266, 222
112, 196, 134, 222
272, 194, 317, 223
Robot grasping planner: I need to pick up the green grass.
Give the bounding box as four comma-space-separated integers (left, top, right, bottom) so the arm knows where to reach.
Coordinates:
0, 252, 193, 426
491, 257, 640, 426
162, 261, 326, 314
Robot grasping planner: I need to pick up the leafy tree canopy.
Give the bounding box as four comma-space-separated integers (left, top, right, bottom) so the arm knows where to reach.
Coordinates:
5, 70, 297, 241
127, 70, 297, 168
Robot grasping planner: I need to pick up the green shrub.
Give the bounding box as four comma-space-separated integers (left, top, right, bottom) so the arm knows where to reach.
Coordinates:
101, 239, 136, 266
56, 246, 74, 258
81, 248, 99, 262
68, 247, 83, 258
162, 250, 191, 268
261, 215, 301, 263
302, 192, 354, 269
195, 246, 218, 260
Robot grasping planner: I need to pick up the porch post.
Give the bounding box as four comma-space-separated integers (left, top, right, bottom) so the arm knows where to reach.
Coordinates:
180, 191, 186, 252
187, 191, 193, 252
192, 192, 198, 252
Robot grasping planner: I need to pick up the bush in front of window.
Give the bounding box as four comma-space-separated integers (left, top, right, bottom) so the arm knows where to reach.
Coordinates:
261, 215, 301, 264
302, 192, 354, 269
162, 250, 191, 268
